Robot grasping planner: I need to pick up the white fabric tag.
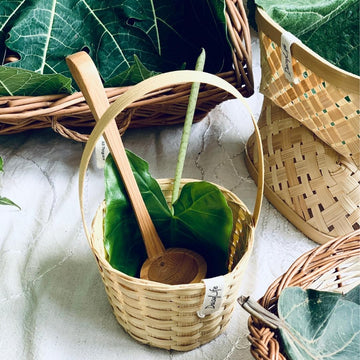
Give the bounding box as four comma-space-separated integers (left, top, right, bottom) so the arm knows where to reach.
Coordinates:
281, 31, 299, 83
95, 136, 109, 169
197, 276, 225, 318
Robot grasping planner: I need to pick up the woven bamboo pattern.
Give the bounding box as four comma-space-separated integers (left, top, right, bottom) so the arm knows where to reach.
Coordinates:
256, 8, 360, 167
75, 68, 264, 351
0, 0, 253, 142
246, 98, 360, 244
90, 179, 254, 351
246, 229, 360, 360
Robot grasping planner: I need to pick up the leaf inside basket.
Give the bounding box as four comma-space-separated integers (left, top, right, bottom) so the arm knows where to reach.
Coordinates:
248, 0, 359, 75
0, 0, 231, 96
104, 151, 233, 278
277, 286, 360, 360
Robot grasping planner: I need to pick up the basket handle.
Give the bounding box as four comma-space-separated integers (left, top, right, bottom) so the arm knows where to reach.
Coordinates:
78, 70, 264, 241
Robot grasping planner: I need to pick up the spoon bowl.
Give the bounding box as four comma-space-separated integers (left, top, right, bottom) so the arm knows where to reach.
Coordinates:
66, 51, 207, 285
140, 248, 207, 285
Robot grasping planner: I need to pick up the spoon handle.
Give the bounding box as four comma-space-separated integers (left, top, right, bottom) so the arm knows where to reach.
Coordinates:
66, 52, 165, 259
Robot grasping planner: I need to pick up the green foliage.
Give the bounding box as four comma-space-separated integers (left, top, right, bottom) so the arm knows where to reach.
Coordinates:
0, 157, 20, 209
0, 0, 230, 95
104, 151, 233, 278
277, 286, 360, 359
0, 66, 72, 96
248, 0, 359, 75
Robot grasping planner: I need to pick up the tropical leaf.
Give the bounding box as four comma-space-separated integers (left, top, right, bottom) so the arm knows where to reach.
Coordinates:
0, 65, 72, 96
0, 0, 230, 95
104, 55, 159, 87
343, 284, 360, 305
249, 0, 359, 75
278, 286, 360, 360
104, 151, 233, 278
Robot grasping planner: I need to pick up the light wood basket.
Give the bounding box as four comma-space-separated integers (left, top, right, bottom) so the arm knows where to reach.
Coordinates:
91, 180, 254, 350
256, 7, 360, 167
0, 0, 253, 142
246, 98, 360, 245
78, 71, 264, 350
246, 229, 360, 360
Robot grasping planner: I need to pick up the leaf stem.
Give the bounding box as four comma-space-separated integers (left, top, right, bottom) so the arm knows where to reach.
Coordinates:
238, 296, 283, 329
171, 49, 206, 207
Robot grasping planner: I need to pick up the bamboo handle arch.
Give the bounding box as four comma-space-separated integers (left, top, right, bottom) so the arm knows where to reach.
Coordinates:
78, 70, 265, 244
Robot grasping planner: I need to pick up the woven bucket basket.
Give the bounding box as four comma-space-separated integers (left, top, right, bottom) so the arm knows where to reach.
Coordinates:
0, 0, 253, 142
246, 98, 360, 244
244, 229, 360, 360
256, 7, 360, 167
78, 71, 264, 351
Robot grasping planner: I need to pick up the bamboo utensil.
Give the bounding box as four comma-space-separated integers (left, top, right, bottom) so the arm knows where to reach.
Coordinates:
66, 52, 206, 285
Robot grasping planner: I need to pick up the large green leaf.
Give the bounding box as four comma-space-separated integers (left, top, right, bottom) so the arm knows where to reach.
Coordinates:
0, 65, 72, 96
277, 286, 360, 360
0, 0, 230, 95
104, 151, 233, 278
249, 0, 359, 75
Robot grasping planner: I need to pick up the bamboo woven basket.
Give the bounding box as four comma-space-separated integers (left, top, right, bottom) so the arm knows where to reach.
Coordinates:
244, 229, 360, 360
78, 71, 264, 350
0, 0, 253, 142
246, 98, 360, 245
256, 7, 360, 167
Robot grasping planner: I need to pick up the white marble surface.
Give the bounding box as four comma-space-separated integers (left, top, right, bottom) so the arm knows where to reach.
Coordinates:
0, 32, 316, 359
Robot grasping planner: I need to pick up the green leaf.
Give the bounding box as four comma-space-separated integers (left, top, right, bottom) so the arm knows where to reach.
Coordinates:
0, 0, 231, 95
252, 0, 359, 75
0, 65, 72, 96
104, 151, 171, 276
0, 196, 21, 209
0, 156, 20, 209
104, 55, 159, 87
277, 286, 360, 359
170, 181, 233, 276
182, 0, 231, 72
104, 151, 233, 278
343, 284, 360, 305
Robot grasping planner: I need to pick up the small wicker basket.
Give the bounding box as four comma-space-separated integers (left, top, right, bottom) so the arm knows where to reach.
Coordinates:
256, 7, 360, 167
0, 0, 253, 142
245, 229, 360, 360
78, 71, 264, 350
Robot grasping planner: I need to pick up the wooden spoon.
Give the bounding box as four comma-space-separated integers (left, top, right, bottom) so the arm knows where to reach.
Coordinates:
66, 52, 207, 285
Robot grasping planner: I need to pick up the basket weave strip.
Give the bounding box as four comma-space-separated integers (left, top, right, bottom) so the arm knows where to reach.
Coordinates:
247, 230, 360, 360
246, 98, 360, 244
91, 179, 254, 351
256, 8, 360, 167
0, 0, 253, 142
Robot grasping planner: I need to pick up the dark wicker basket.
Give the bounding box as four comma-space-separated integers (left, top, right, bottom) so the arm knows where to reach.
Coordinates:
0, 0, 253, 142
245, 229, 360, 359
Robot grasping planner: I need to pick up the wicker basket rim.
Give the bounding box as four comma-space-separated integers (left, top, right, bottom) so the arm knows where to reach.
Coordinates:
247, 229, 360, 359
256, 7, 360, 93
92, 178, 255, 290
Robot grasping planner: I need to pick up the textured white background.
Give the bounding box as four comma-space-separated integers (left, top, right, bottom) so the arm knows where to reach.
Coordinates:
0, 31, 316, 359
